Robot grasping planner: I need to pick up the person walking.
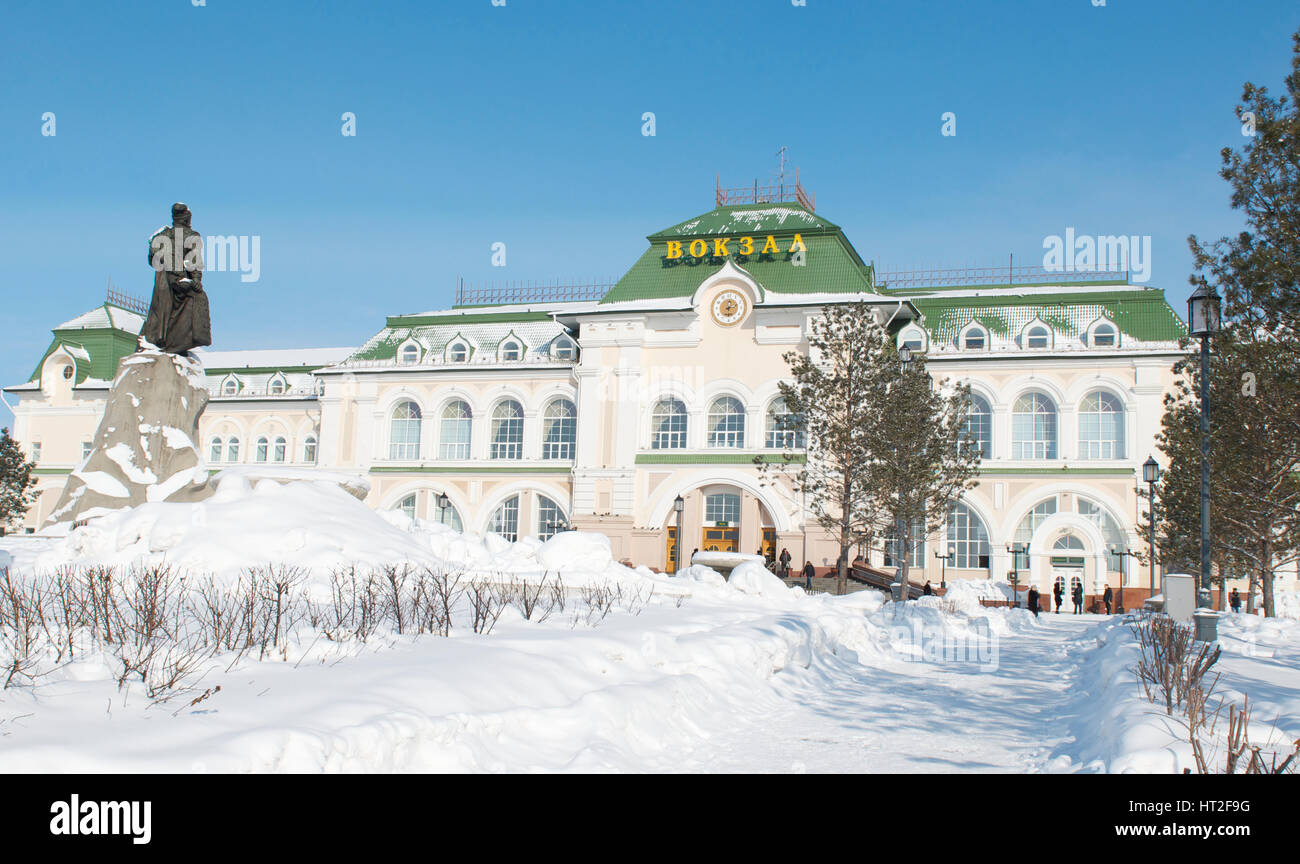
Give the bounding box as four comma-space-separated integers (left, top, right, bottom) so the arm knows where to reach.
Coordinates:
1072, 582, 1084, 614
923, 580, 933, 596
1027, 586, 1040, 618
1230, 588, 1241, 613
1053, 581, 1064, 614
1103, 585, 1113, 615
778, 547, 792, 579
802, 560, 815, 590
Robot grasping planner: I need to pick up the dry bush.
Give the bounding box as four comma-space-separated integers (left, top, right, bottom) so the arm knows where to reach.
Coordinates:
1130, 615, 1220, 715
467, 578, 504, 635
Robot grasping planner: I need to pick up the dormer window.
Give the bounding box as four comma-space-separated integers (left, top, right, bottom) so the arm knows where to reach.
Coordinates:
959, 320, 988, 351
552, 336, 577, 361
1092, 323, 1117, 347
1025, 325, 1051, 349
448, 341, 469, 363
398, 341, 421, 365
221, 377, 240, 396
268, 375, 286, 395
62, 365, 74, 380
898, 324, 927, 353
501, 340, 522, 362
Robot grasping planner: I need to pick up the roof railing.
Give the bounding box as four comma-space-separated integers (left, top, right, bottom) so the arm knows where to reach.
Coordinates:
453, 277, 612, 306
106, 286, 150, 316
876, 265, 1131, 290
715, 170, 815, 211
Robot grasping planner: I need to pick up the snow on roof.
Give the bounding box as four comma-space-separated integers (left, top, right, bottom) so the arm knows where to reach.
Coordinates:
194, 347, 355, 370
56, 304, 146, 333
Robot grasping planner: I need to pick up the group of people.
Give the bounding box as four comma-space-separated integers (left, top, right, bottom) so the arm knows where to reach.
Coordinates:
763, 547, 816, 588
1025, 582, 1117, 617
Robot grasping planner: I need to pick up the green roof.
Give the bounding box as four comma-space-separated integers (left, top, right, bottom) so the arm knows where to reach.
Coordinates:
911, 289, 1186, 344
28, 302, 142, 385
600, 202, 876, 305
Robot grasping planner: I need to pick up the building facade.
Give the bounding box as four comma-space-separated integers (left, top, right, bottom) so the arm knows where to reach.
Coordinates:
9, 192, 1243, 603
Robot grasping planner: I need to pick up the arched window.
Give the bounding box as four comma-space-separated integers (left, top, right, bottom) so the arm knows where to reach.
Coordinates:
651, 398, 687, 449
397, 493, 417, 520
542, 399, 577, 460
884, 518, 926, 569
489, 495, 520, 542
399, 343, 420, 365
1078, 496, 1126, 572
490, 400, 524, 459
964, 393, 992, 457
1079, 390, 1124, 459
389, 401, 422, 460
538, 495, 568, 540
208, 436, 223, 463
1052, 534, 1086, 568
1014, 497, 1058, 544
765, 398, 804, 449
225, 436, 240, 463
552, 336, 577, 361
433, 496, 464, 532
255, 436, 269, 463
899, 326, 926, 351
448, 341, 469, 363
222, 378, 239, 396
303, 435, 317, 463
962, 325, 987, 351
500, 340, 522, 362
439, 400, 472, 460
268, 377, 285, 395
273, 436, 287, 463
707, 396, 745, 448
1092, 323, 1117, 347
1012, 392, 1057, 459
315, 378, 326, 397
1025, 325, 1051, 349
948, 503, 990, 569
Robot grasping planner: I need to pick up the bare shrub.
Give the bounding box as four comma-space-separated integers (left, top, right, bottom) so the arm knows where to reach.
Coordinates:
1130, 615, 1220, 715
468, 578, 504, 635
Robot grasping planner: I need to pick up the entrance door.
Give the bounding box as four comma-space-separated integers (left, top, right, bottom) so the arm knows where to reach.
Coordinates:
761, 528, 776, 563
666, 527, 679, 573
701, 527, 738, 553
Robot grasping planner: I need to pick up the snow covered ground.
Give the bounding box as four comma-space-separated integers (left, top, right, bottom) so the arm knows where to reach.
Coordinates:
1, 474, 1296, 773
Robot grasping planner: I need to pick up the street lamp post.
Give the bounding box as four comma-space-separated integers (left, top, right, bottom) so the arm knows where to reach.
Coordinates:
890, 345, 914, 603
1142, 455, 1160, 601
1111, 546, 1137, 614
1187, 284, 1221, 641
436, 491, 450, 525
935, 543, 955, 590
1006, 542, 1026, 608
673, 494, 685, 574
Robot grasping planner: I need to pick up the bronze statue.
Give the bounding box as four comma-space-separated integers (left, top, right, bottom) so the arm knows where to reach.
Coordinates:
140, 202, 211, 354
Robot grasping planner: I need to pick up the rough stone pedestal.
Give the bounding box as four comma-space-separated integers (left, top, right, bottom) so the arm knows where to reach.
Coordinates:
49, 350, 212, 524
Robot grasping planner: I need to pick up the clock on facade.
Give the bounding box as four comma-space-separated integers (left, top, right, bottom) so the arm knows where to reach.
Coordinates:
711, 289, 748, 327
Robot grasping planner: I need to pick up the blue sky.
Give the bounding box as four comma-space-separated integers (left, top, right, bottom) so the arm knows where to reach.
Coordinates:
1, 0, 1296, 424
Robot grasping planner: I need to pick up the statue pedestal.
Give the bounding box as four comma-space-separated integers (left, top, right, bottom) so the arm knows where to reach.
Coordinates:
49, 350, 212, 524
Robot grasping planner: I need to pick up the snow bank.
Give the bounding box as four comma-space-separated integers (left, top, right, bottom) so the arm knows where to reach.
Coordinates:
728, 560, 788, 597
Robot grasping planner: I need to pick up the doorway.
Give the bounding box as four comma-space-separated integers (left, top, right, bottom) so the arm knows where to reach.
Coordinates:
701, 527, 738, 553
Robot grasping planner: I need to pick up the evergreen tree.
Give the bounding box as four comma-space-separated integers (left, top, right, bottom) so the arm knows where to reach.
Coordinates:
0, 427, 36, 531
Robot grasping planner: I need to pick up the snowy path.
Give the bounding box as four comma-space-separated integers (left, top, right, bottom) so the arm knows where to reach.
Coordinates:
704, 613, 1101, 773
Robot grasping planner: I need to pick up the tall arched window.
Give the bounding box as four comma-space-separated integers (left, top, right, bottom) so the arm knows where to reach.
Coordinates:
489, 495, 520, 542
651, 398, 687, 449
434, 497, 464, 532
538, 495, 568, 540
255, 436, 269, 463
947, 503, 990, 569
1078, 496, 1126, 572
303, 435, 318, 463
225, 436, 240, 463
273, 436, 287, 463
389, 401, 422, 460
490, 400, 524, 459
397, 493, 417, 520
439, 400, 472, 460
208, 437, 223, 463
542, 399, 577, 460
1014, 497, 1058, 544
1079, 390, 1124, 459
707, 396, 745, 448
765, 397, 804, 449
964, 393, 992, 457
1012, 392, 1057, 459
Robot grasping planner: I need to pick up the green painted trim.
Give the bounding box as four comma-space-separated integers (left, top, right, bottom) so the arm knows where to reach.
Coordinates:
368, 465, 573, 475
976, 467, 1135, 476
635, 453, 807, 465
32, 467, 73, 475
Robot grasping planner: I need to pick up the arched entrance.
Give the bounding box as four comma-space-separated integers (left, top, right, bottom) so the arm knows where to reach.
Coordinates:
660, 482, 780, 572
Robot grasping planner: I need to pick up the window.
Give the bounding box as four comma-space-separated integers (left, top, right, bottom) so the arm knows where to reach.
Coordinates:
553, 337, 577, 361
1025, 325, 1051, 349
489, 495, 520, 542
31, 443, 40, 462
765, 398, 804, 449
707, 396, 745, 448
303, 435, 317, 463
705, 492, 741, 524
81, 441, 93, 461
501, 340, 522, 362
884, 519, 925, 568
1014, 497, 1058, 544
225, 437, 240, 463
269, 377, 285, 395
900, 327, 925, 351
963, 326, 986, 350
964, 394, 992, 457
222, 378, 239, 396
651, 398, 687, 449
448, 341, 469, 363
1092, 323, 1117, 347
433, 496, 464, 532
538, 495, 568, 540
273, 436, 287, 463
1011, 392, 1057, 459
948, 503, 990, 569
389, 401, 422, 460
397, 493, 416, 520
1078, 497, 1126, 572
315, 379, 326, 397
490, 400, 524, 459
255, 437, 269, 463
209, 437, 223, 463
62, 364, 74, 380
439, 400, 472, 460
1052, 534, 1086, 567
542, 399, 577, 460
1079, 390, 1124, 459
399, 343, 420, 365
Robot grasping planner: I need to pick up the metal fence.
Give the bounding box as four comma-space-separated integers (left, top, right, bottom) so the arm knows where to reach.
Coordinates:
454, 278, 611, 306
876, 264, 1131, 290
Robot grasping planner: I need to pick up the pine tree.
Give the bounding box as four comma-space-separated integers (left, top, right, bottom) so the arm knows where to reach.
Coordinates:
0, 427, 37, 531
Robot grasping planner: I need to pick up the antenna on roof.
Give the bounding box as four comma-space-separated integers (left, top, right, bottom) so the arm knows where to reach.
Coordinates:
776, 145, 789, 186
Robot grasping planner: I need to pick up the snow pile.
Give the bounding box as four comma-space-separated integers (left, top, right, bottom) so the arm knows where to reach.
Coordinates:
728, 560, 788, 597
941, 578, 1015, 612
